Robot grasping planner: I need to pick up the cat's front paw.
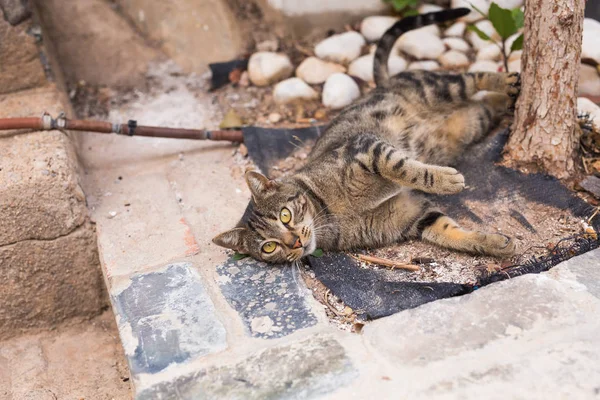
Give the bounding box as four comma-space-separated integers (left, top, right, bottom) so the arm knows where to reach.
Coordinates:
479, 232, 516, 258
505, 72, 521, 111
430, 166, 465, 195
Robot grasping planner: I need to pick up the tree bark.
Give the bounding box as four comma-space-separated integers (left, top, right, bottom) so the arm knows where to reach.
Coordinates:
503, 0, 585, 179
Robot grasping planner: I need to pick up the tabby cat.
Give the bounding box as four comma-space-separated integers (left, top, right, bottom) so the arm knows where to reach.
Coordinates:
213, 8, 520, 263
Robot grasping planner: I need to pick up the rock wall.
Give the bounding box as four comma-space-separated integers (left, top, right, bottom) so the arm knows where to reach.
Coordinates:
0, 9, 105, 340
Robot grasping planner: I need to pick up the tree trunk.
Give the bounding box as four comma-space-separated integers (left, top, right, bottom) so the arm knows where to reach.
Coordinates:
503, 0, 585, 180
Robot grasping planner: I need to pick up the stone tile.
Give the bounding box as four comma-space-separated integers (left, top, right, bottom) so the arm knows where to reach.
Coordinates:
547, 248, 600, 298
136, 335, 356, 400
112, 263, 227, 375
216, 258, 318, 338
364, 273, 600, 366
86, 169, 197, 278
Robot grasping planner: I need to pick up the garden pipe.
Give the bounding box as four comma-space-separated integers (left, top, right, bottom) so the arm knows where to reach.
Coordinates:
0, 112, 244, 142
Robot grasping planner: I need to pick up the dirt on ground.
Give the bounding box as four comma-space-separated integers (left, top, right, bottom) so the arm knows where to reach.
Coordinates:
0, 311, 131, 400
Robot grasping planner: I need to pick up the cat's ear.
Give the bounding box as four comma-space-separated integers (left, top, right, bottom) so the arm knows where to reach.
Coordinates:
212, 228, 249, 252
245, 171, 276, 199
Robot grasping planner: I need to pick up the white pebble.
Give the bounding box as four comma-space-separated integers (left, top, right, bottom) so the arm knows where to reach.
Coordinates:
583, 18, 600, 64
442, 37, 471, 53
466, 20, 499, 50
444, 21, 466, 37
577, 97, 600, 131
348, 53, 407, 82
397, 31, 445, 60
322, 73, 360, 110
315, 31, 366, 64
408, 60, 440, 71
439, 50, 470, 68
273, 78, 319, 104
418, 3, 443, 13
295, 57, 346, 84
579, 64, 600, 97
360, 16, 398, 42
268, 113, 282, 123
477, 44, 502, 61
468, 60, 500, 72
451, 0, 490, 23
247, 52, 293, 86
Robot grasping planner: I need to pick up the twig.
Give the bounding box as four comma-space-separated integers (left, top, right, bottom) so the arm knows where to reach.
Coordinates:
323, 289, 345, 317
352, 254, 420, 272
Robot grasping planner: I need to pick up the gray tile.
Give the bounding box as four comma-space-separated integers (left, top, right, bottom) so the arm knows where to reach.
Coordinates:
137, 335, 356, 400
113, 263, 227, 374
216, 258, 318, 338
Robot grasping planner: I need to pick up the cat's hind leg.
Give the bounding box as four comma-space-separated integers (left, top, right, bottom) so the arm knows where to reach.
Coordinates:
417, 211, 516, 258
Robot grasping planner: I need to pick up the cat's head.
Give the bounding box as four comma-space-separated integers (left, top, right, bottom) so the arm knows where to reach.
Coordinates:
212, 171, 318, 263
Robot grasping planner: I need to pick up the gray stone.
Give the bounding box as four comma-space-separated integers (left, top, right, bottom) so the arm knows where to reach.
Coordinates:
364, 264, 600, 367
137, 336, 356, 400
216, 258, 317, 338
548, 248, 600, 299
112, 263, 227, 374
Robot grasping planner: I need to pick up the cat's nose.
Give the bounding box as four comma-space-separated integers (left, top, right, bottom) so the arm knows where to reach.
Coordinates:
291, 236, 303, 249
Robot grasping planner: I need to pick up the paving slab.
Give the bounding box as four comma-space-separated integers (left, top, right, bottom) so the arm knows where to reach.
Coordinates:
112, 262, 228, 376
360, 249, 600, 399
217, 258, 318, 338
136, 335, 356, 400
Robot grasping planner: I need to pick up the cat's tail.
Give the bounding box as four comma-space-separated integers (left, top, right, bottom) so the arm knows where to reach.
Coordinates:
373, 8, 470, 86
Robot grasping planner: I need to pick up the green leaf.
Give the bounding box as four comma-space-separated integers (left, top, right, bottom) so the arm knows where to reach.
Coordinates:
488, 2, 518, 39
510, 33, 524, 52
403, 8, 419, 16
232, 252, 249, 260
311, 248, 324, 258
467, 24, 491, 41
511, 8, 524, 29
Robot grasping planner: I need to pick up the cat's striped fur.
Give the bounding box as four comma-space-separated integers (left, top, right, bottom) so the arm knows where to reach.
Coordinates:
213, 8, 521, 263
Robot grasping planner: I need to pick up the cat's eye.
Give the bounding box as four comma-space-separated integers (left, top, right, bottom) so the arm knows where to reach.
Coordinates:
280, 207, 292, 224
262, 241, 278, 253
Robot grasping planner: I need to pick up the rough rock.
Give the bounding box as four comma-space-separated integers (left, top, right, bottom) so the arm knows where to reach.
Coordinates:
397, 31, 445, 60
442, 37, 470, 53
579, 64, 600, 97
0, 222, 105, 341
583, 18, 600, 64
110, 0, 244, 75
36, 0, 160, 87
0, 0, 31, 25
347, 53, 407, 82
439, 50, 470, 68
468, 60, 500, 72
295, 56, 346, 84
476, 44, 502, 61
273, 77, 319, 104
577, 97, 600, 131
248, 52, 294, 87
137, 336, 357, 400
467, 20, 499, 50
444, 21, 466, 37
322, 73, 360, 109
315, 31, 366, 63
0, 16, 46, 94
408, 60, 440, 71
360, 15, 397, 42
